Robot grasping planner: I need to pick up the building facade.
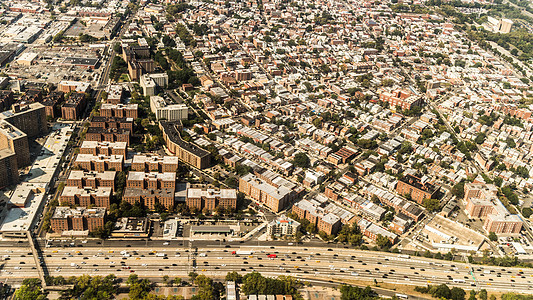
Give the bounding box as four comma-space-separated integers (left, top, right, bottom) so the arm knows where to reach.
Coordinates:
186, 188, 237, 211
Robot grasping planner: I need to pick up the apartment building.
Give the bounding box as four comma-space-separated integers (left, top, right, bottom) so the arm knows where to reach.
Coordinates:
123, 172, 176, 210
100, 103, 138, 119
67, 170, 116, 192
61, 92, 87, 120
464, 183, 523, 234
50, 207, 106, 233
42, 91, 64, 119
267, 215, 301, 237
79, 141, 127, 157
131, 154, 179, 172
0, 148, 19, 189
85, 127, 130, 145
59, 186, 112, 208
396, 174, 439, 204
0, 102, 47, 138
186, 188, 237, 211
159, 121, 212, 169
291, 199, 341, 235
106, 85, 123, 104
0, 120, 29, 168
150, 96, 188, 121
73, 154, 124, 172
379, 89, 423, 111
239, 173, 291, 213
90, 116, 134, 132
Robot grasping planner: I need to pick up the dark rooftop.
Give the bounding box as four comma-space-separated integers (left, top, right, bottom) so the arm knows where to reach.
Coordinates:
399, 174, 438, 194
160, 121, 211, 158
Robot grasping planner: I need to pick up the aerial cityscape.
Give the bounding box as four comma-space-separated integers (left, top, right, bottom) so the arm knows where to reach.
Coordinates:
0, 0, 532, 298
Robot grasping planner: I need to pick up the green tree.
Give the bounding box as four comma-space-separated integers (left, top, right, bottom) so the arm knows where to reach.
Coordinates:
340, 284, 377, 300
479, 290, 487, 300
432, 284, 451, 299
293, 152, 310, 168
450, 287, 466, 300
469, 290, 477, 300
422, 198, 441, 212
452, 181, 465, 199
225, 271, 243, 284
489, 232, 498, 241
376, 234, 392, 250
61, 275, 118, 299
14, 278, 46, 300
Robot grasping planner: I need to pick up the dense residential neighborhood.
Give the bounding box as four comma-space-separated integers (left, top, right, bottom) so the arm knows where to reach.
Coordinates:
1, 0, 533, 297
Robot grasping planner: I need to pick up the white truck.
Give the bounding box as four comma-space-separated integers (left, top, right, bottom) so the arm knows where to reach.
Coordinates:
232, 250, 254, 255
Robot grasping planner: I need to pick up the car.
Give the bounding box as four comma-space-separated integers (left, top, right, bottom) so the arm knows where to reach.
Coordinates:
159, 269, 163, 271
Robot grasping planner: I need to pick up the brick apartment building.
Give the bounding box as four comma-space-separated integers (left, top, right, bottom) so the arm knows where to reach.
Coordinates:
0, 90, 14, 112
123, 172, 176, 210
464, 183, 522, 234
291, 199, 341, 235
85, 127, 131, 145
42, 91, 64, 119
79, 141, 127, 157
61, 92, 87, 120
100, 103, 138, 119
67, 170, 116, 192
73, 154, 124, 172
159, 121, 212, 169
396, 174, 439, 204
186, 188, 237, 211
50, 207, 106, 233
59, 186, 112, 208
131, 154, 179, 173
239, 173, 292, 213
379, 89, 424, 111
90, 116, 134, 131
0, 103, 47, 138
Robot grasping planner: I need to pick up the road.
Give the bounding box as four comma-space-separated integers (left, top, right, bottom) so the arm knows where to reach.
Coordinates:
1, 244, 532, 294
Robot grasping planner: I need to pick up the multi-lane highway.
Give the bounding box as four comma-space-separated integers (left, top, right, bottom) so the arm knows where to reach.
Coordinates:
1, 244, 532, 294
